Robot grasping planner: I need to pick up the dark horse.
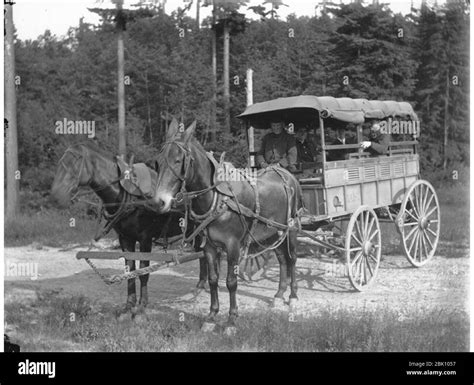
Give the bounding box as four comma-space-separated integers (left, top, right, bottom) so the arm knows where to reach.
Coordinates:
152, 121, 303, 331
50, 142, 208, 316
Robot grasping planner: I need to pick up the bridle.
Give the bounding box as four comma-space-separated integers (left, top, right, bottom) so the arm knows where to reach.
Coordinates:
159, 140, 195, 203
58, 146, 123, 200
57, 147, 88, 197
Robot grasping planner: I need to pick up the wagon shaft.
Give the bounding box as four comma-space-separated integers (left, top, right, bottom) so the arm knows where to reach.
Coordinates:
76, 250, 203, 263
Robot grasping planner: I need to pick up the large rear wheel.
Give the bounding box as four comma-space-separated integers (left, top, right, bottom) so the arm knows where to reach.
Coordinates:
396, 180, 440, 267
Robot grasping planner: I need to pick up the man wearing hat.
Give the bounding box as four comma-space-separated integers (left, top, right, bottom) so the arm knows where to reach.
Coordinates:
360, 121, 391, 156
257, 120, 297, 172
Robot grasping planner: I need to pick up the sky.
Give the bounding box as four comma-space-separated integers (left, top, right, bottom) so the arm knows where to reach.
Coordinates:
13, 0, 445, 41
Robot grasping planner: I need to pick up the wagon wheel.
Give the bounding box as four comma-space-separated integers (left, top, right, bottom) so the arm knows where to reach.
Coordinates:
238, 251, 275, 281
396, 180, 440, 267
346, 206, 381, 292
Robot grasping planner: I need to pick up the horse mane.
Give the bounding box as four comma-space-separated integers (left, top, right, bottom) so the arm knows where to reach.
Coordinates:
68, 141, 115, 162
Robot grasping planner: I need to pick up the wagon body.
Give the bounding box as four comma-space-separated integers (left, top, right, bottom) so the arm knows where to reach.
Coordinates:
237, 95, 421, 222
238, 95, 440, 291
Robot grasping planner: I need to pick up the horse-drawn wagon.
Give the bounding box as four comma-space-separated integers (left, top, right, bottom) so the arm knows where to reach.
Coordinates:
55, 95, 440, 324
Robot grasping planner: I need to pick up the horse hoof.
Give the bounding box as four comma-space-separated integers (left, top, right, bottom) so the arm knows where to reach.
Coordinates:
224, 326, 237, 337
117, 312, 131, 322
201, 322, 216, 332
272, 297, 285, 309
133, 312, 148, 324
193, 286, 204, 296
289, 298, 298, 312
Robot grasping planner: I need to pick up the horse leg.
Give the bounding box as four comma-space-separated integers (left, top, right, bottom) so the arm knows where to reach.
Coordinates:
119, 237, 137, 313
196, 257, 208, 291
195, 234, 208, 291
225, 239, 240, 327
273, 244, 288, 307
138, 239, 152, 309
204, 244, 220, 324
286, 229, 299, 311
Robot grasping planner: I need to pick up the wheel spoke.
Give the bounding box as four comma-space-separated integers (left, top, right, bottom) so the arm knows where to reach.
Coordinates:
355, 219, 364, 242
349, 246, 362, 252
368, 229, 380, 242
415, 185, 423, 216
404, 208, 419, 222
426, 227, 438, 239
368, 252, 379, 265
423, 230, 434, 249
403, 222, 418, 227
418, 233, 424, 261
367, 216, 375, 238
351, 232, 363, 247
421, 186, 431, 216
364, 211, 370, 238
412, 231, 420, 261
408, 230, 419, 255
421, 232, 429, 261
408, 194, 421, 219
424, 205, 438, 220
423, 193, 435, 217
404, 225, 418, 243
366, 255, 374, 277
358, 256, 365, 285
351, 250, 363, 267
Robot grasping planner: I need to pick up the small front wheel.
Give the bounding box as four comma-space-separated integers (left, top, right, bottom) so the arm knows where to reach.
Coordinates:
346, 206, 382, 291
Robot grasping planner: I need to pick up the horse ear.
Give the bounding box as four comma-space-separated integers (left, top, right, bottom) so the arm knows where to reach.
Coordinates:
219, 151, 226, 164
183, 120, 196, 144
154, 160, 159, 172
166, 118, 179, 140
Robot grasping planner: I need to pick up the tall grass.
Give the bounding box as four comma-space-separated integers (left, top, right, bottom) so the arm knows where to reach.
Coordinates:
5, 292, 468, 352
4, 211, 100, 247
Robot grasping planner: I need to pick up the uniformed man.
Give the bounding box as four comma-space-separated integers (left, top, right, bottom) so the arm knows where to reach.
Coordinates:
360, 122, 391, 156
295, 127, 317, 163
257, 120, 297, 172
327, 127, 353, 161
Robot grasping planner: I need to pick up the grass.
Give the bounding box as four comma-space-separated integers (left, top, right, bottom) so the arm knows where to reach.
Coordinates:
5, 291, 469, 352
4, 210, 103, 247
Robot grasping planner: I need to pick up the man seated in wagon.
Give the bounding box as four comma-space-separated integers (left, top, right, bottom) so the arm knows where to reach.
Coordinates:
295, 126, 318, 164
360, 121, 391, 156
256, 119, 298, 172
327, 126, 355, 161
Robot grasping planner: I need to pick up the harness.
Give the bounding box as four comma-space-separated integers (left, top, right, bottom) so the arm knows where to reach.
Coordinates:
160, 141, 302, 259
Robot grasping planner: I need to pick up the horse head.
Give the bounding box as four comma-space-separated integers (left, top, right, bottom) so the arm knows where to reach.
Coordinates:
153, 118, 197, 213
50, 144, 92, 207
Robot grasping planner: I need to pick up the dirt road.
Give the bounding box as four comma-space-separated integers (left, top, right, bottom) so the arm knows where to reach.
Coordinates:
4, 240, 469, 321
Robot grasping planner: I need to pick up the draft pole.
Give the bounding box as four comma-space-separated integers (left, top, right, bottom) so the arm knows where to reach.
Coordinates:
246, 69, 255, 168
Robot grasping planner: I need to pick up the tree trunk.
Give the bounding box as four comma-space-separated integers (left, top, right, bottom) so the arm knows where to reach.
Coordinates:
443, 69, 449, 170
223, 21, 230, 134
196, 0, 200, 30
5, 4, 20, 220
117, 2, 126, 157
211, 0, 217, 141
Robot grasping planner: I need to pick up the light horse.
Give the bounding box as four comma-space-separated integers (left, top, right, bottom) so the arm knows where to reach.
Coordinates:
152, 121, 303, 331
50, 142, 208, 317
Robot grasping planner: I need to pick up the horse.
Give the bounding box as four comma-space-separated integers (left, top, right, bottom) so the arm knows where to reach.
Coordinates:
151, 120, 303, 332
50, 142, 208, 317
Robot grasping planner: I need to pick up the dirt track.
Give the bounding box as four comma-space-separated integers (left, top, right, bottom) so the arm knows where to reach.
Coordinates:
4, 239, 469, 321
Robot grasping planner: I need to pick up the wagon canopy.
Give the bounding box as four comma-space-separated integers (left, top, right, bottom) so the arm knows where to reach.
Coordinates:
237, 95, 418, 124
